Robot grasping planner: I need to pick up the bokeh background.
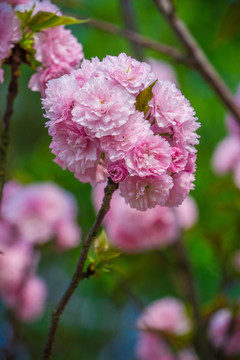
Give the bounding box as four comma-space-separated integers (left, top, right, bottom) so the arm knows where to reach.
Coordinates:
1, 0, 240, 358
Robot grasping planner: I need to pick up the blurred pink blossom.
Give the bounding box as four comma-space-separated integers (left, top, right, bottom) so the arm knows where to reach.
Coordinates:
148, 58, 178, 85
92, 184, 198, 253
0, 241, 34, 295
136, 332, 175, 360
136, 333, 198, 360
93, 184, 178, 252
175, 195, 198, 229
212, 86, 240, 188
55, 220, 81, 250
0, 180, 81, 322
136, 298, 197, 360
208, 308, 240, 356
3, 182, 81, 247
16, 275, 47, 322
137, 297, 191, 335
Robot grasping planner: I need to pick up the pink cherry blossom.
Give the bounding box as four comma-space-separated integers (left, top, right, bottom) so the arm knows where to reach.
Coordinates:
125, 136, 171, 177
16, 0, 61, 16
137, 297, 191, 335
72, 76, 136, 138
49, 121, 101, 185
34, 26, 83, 69
0, 2, 21, 82
16, 0, 84, 95
43, 72, 78, 127
44, 53, 199, 209
149, 81, 199, 153
98, 52, 156, 94
119, 175, 173, 211
107, 162, 128, 183
29, 63, 74, 97
72, 57, 100, 88
169, 147, 187, 173
166, 171, 195, 207
100, 111, 152, 163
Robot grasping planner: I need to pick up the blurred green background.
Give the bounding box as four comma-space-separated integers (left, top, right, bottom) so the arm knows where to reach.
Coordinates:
1, 0, 240, 359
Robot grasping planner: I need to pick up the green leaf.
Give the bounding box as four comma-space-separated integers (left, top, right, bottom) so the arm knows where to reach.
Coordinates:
94, 248, 121, 269
94, 229, 109, 254
135, 80, 157, 115
27, 11, 88, 32
103, 263, 126, 275
16, 8, 34, 30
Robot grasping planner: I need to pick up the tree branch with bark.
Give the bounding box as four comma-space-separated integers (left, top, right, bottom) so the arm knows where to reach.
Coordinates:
42, 178, 118, 360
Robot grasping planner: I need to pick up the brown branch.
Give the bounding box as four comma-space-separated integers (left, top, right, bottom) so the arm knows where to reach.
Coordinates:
42, 178, 118, 360
86, 18, 194, 66
0, 46, 23, 213
153, 0, 240, 124
120, 0, 144, 60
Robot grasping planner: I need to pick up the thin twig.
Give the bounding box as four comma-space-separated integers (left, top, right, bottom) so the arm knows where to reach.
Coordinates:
42, 178, 118, 360
86, 18, 194, 66
0, 46, 23, 213
120, 0, 144, 60
153, 0, 240, 124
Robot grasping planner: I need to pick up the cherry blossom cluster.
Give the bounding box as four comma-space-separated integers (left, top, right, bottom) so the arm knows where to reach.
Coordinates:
212, 85, 240, 189
92, 183, 198, 253
43, 53, 199, 211
0, 0, 84, 94
135, 297, 198, 360
0, 181, 81, 322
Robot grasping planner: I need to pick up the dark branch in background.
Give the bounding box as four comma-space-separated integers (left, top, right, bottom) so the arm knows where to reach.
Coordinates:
42, 178, 118, 360
86, 18, 193, 66
120, 0, 144, 60
153, 0, 240, 124
173, 238, 218, 360
0, 46, 23, 213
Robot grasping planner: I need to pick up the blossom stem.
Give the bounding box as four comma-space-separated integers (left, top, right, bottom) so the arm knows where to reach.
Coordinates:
153, 0, 240, 124
0, 46, 22, 214
42, 178, 118, 360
